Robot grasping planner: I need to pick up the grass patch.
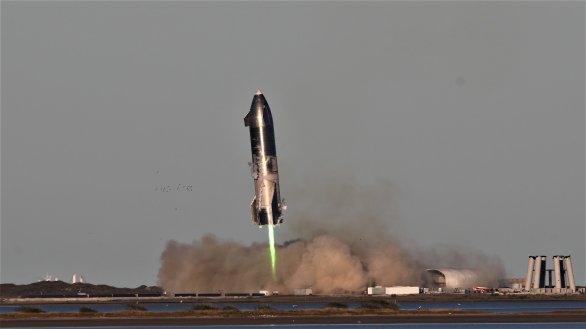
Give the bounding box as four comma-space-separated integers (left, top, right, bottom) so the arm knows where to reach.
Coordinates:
127, 304, 147, 311
360, 299, 399, 310
326, 302, 348, 308
191, 304, 217, 311
15, 306, 45, 313
222, 305, 240, 312
79, 306, 98, 313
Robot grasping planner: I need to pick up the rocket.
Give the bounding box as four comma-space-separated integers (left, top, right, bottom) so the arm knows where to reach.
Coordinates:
244, 90, 286, 226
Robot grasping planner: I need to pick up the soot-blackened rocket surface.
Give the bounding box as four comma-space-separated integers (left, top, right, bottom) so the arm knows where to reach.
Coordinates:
244, 90, 285, 226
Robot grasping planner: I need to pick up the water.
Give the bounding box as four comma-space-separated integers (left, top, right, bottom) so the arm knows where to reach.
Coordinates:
1, 300, 584, 313
6, 324, 585, 329
398, 300, 586, 313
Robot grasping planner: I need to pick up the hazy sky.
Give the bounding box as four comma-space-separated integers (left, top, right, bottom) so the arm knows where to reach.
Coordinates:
2, 1, 584, 287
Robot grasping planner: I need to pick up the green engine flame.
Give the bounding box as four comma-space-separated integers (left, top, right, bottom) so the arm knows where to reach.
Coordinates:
267, 225, 277, 280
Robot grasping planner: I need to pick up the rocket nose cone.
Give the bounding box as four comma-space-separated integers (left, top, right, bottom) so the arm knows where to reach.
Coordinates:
255, 89, 263, 95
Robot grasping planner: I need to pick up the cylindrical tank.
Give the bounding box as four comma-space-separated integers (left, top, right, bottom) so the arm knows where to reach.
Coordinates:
538, 256, 547, 288
525, 256, 535, 291
533, 257, 542, 289
565, 256, 576, 291
553, 255, 562, 289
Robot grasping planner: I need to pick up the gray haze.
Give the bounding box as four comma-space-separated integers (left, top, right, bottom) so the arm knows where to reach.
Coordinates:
2, 2, 584, 287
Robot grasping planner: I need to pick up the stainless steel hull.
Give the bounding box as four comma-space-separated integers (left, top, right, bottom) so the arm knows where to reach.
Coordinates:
244, 90, 285, 226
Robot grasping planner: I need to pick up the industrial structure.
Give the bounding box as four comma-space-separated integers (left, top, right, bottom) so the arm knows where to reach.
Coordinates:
71, 273, 86, 284
367, 286, 422, 296
524, 255, 576, 293
425, 268, 479, 290
293, 288, 313, 296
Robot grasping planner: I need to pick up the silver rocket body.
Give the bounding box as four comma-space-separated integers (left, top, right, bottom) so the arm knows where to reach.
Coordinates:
244, 90, 285, 226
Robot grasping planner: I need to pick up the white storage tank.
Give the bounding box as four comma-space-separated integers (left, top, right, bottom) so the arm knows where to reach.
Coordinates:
367, 286, 386, 295
293, 288, 313, 295
385, 286, 421, 296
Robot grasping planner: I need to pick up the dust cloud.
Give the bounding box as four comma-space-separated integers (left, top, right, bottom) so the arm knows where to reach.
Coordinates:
158, 180, 505, 293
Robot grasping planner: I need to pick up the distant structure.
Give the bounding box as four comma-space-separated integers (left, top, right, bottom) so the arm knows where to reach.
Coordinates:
367, 286, 422, 296
71, 273, 86, 284
525, 256, 547, 289
524, 255, 576, 293
293, 288, 313, 296
425, 268, 479, 290
39, 273, 59, 282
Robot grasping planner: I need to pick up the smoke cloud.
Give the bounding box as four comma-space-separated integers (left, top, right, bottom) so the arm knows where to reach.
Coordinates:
158, 180, 505, 293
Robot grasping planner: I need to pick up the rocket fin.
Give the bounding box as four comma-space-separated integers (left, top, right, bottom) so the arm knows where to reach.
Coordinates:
244, 111, 254, 127
250, 196, 259, 224
271, 187, 284, 225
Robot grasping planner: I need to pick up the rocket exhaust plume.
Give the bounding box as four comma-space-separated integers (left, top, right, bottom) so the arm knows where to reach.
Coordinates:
158, 181, 506, 294
244, 90, 286, 279
268, 225, 277, 280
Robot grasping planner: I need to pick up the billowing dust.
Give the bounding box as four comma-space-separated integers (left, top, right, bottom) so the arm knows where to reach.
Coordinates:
158, 181, 505, 293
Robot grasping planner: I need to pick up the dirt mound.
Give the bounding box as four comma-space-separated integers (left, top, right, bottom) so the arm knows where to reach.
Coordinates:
0, 281, 163, 298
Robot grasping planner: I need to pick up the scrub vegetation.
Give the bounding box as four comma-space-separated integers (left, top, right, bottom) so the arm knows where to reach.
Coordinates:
126, 304, 147, 311
78, 306, 97, 313
14, 306, 45, 313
